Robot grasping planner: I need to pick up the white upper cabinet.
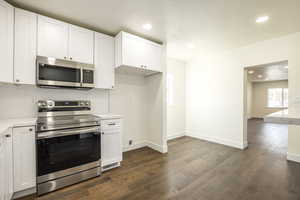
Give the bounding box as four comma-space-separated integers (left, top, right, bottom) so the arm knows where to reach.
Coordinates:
115, 31, 162, 73
12, 126, 36, 192
37, 15, 94, 64
94, 32, 115, 89
0, 0, 14, 83
37, 15, 69, 60
14, 8, 37, 85
69, 25, 94, 64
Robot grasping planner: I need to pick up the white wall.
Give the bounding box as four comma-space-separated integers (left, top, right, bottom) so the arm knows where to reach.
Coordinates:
0, 84, 109, 119
166, 58, 186, 140
186, 32, 300, 159
110, 73, 148, 151
251, 80, 288, 118
0, 71, 167, 153
246, 80, 253, 119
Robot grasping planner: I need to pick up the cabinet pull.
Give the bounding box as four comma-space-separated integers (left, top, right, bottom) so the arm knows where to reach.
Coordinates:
108, 123, 116, 126
15, 79, 20, 83
5, 134, 11, 138
29, 128, 33, 132
70, 57, 73, 60
64, 56, 67, 59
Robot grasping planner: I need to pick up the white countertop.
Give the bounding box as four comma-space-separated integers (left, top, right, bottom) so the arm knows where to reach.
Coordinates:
264, 109, 300, 125
95, 114, 122, 120
0, 118, 37, 134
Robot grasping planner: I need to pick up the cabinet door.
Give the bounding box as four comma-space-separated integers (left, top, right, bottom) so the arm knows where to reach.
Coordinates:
0, 129, 13, 200
69, 25, 94, 64
13, 126, 36, 192
144, 42, 162, 72
94, 33, 115, 89
14, 8, 37, 85
37, 15, 69, 60
122, 33, 146, 69
0, 0, 14, 83
101, 129, 122, 166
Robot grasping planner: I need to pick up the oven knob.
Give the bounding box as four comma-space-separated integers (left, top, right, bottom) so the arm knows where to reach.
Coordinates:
80, 102, 84, 106
85, 102, 89, 106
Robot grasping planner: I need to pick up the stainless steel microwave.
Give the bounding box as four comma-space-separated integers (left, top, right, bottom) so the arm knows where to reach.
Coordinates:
36, 56, 95, 89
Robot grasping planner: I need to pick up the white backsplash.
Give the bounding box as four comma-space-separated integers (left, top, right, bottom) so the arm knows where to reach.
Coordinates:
0, 84, 109, 119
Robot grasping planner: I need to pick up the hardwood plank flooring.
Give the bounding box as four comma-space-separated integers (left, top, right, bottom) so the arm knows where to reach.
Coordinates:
19, 119, 300, 200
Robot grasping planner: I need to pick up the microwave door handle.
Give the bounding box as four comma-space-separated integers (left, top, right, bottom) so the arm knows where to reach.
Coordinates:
80, 67, 83, 87
37, 127, 101, 139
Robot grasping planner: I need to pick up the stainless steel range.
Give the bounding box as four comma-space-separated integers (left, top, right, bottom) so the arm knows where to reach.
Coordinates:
36, 100, 101, 196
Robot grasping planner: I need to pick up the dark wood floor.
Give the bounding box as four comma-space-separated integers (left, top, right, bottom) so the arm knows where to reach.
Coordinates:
20, 119, 300, 200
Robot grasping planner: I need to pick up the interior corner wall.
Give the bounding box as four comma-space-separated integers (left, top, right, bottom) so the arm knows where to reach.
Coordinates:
166, 58, 186, 140
144, 45, 167, 153
109, 72, 148, 152
185, 31, 300, 155
251, 80, 288, 118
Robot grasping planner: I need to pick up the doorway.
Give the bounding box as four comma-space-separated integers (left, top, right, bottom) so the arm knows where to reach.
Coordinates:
244, 60, 289, 150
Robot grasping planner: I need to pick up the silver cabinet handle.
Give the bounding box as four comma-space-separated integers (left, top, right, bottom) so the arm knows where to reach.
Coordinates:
15, 79, 20, 83
108, 123, 116, 126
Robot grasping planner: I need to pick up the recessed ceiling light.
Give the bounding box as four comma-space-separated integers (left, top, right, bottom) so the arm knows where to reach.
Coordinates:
284, 66, 289, 69
256, 16, 269, 23
187, 44, 195, 49
142, 23, 152, 30
248, 70, 254, 74
257, 74, 263, 78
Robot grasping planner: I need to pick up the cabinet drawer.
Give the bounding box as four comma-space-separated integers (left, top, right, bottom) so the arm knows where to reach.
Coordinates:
101, 119, 121, 130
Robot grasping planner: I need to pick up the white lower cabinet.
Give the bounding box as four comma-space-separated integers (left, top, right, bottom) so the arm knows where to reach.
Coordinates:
12, 126, 36, 193
101, 119, 122, 171
0, 129, 13, 200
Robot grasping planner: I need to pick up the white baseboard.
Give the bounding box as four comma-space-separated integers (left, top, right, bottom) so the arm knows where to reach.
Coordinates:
287, 152, 300, 163
186, 132, 246, 150
123, 140, 167, 153
167, 132, 185, 140
123, 141, 147, 152
146, 141, 167, 153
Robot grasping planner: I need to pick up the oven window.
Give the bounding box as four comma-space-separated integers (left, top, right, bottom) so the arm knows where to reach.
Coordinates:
82, 69, 94, 84
38, 64, 81, 83
37, 132, 100, 176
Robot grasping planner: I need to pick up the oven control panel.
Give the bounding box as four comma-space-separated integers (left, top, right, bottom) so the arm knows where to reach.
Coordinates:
38, 100, 91, 108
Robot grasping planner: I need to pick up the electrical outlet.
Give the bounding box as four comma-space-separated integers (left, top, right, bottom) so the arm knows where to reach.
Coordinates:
129, 140, 133, 145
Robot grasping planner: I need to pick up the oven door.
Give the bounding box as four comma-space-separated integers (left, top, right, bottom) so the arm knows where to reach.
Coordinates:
37, 126, 101, 183
37, 63, 81, 87
81, 67, 95, 88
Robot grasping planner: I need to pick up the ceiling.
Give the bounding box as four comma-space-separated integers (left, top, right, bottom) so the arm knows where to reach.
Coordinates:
246, 61, 288, 82
7, 0, 300, 61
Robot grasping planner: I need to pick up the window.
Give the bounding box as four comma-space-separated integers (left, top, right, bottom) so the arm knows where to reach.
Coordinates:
167, 74, 174, 106
267, 88, 288, 108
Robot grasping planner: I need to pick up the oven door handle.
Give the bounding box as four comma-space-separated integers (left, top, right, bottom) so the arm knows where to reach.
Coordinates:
37, 126, 101, 140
